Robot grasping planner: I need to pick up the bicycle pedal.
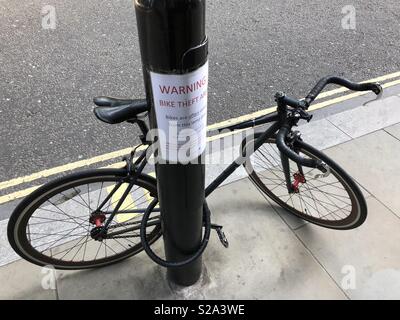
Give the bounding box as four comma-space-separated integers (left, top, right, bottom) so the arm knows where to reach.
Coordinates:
211, 224, 229, 248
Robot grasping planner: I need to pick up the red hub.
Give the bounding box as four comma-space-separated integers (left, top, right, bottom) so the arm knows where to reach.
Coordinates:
291, 172, 306, 193
89, 213, 106, 227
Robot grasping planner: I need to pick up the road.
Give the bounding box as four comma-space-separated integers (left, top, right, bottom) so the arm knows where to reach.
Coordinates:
1, 0, 400, 182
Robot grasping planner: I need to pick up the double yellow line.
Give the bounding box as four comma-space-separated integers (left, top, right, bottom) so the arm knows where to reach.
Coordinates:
1, 71, 400, 205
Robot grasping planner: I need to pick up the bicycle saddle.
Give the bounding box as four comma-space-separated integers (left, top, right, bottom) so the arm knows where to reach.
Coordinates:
93, 96, 149, 124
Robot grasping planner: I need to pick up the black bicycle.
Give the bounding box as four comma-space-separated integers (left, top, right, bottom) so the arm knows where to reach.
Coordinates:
7, 76, 382, 269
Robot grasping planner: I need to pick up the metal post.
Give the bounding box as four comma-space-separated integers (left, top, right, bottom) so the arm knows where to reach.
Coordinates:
134, 0, 208, 286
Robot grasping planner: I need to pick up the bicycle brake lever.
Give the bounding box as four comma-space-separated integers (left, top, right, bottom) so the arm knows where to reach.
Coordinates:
314, 162, 331, 179
298, 108, 313, 122
363, 85, 384, 106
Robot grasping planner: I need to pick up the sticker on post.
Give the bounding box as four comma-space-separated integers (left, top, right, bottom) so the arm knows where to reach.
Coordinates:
150, 61, 208, 162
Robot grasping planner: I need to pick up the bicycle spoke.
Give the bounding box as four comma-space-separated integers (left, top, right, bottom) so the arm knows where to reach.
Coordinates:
39, 219, 88, 253
247, 137, 360, 224
58, 191, 89, 211
29, 215, 88, 225
96, 181, 104, 209
18, 173, 161, 267
59, 235, 89, 261
73, 187, 90, 209
46, 199, 87, 226
87, 184, 91, 214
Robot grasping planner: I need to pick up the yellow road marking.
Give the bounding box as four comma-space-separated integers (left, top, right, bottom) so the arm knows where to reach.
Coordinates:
208, 77, 400, 130
0, 185, 40, 205
145, 171, 159, 209
1, 72, 400, 204
309, 78, 400, 112
102, 162, 125, 169
105, 170, 158, 222
316, 71, 400, 100
0, 146, 146, 192
207, 71, 400, 131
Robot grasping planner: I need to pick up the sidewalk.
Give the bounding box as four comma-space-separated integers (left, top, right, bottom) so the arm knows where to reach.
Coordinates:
1, 91, 400, 299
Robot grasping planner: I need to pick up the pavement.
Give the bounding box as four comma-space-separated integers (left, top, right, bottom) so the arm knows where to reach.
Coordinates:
1, 89, 400, 299
1, 0, 400, 181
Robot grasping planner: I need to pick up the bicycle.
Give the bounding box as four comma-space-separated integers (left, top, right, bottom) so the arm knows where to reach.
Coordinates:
7, 76, 382, 270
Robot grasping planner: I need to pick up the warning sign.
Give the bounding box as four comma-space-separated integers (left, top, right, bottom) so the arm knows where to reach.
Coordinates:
150, 61, 208, 161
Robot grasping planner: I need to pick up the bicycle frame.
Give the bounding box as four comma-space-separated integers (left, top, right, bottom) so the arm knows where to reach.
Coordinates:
132, 111, 291, 198
100, 104, 301, 236
205, 112, 282, 197
11, 76, 379, 268
204, 99, 318, 197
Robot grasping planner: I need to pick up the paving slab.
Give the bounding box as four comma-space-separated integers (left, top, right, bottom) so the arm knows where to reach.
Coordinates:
0, 219, 19, 267
324, 130, 400, 217
268, 201, 308, 231
0, 258, 57, 299
384, 123, 400, 140
298, 119, 371, 199
297, 118, 351, 150
1, 104, 399, 299
296, 197, 400, 299
56, 240, 174, 300
327, 95, 400, 139
206, 142, 248, 187
55, 178, 346, 299
201, 178, 346, 299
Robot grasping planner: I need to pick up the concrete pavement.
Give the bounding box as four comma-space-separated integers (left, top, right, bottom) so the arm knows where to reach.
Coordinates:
1, 92, 400, 299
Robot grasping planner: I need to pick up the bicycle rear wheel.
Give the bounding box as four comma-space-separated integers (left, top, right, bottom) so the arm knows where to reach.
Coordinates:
8, 169, 162, 269
241, 134, 367, 229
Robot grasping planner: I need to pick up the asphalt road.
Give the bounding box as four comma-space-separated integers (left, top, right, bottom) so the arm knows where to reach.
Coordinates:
1, 0, 400, 182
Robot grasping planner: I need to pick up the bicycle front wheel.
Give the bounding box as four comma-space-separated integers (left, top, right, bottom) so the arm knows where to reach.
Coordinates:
241, 134, 367, 230
8, 169, 162, 269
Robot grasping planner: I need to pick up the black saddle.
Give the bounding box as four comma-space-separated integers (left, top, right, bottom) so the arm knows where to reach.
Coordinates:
93, 96, 149, 124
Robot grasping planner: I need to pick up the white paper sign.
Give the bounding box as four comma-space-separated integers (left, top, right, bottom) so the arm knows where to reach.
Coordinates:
150, 61, 208, 162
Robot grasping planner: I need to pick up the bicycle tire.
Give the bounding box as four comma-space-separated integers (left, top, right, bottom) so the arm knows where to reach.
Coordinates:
241, 134, 367, 230
7, 169, 162, 270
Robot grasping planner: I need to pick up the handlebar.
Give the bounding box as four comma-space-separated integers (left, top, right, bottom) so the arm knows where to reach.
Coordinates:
275, 75, 383, 170
304, 76, 382, 107
277, 94, 306, 109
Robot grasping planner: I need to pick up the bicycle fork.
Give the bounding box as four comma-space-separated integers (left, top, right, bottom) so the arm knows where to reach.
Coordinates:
280, 132, 331, 194
281, 152, 303, 194
280, 131, 306, 194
